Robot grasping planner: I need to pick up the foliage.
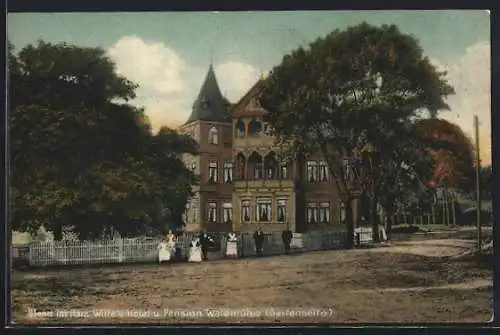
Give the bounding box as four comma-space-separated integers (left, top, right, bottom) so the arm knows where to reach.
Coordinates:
479, 166, 492, 199
259, 22, 454, 244
415, 118, 475, 192
9, 40, 197, 240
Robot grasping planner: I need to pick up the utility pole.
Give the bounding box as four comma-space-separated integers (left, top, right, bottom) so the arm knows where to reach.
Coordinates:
474, 115, 482, 252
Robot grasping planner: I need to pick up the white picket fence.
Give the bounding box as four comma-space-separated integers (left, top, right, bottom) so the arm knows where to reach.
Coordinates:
15, 229, 373, 267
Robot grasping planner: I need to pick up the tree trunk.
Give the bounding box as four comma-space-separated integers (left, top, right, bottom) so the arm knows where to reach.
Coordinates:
53, 223, 63, 241
370, 197, 380, 242
386, 212, 394, 241
345, 198, 355, 249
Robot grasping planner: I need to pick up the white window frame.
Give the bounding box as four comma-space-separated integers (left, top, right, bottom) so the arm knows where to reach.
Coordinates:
223, 161, 233, 183
256, 198, 272, 222
208, 126, 219, 145
276, 199, 287, 223
280, 163, 288, 179
208, 161, 218, 183
207, 202, 217, 223
319, 201, 330, 224
319, 161, 329, 182
307, 202, 319, 224
307, 161, 318, 183
222, 202, 233, 223
340, 201, 347, 222
241, 200, 251, 222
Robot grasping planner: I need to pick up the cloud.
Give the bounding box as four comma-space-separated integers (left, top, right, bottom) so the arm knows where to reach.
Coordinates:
431, 41, 491, 165
107, 35, 186, 95
107, 36, 260, 132
215, 61, 261, 102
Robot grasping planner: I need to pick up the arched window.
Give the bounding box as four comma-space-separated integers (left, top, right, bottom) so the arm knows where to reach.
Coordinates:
235, 119, 245, 137
208, 126, 218, 144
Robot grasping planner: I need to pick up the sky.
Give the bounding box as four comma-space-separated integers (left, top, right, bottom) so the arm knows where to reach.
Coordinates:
7, 10, 491, 164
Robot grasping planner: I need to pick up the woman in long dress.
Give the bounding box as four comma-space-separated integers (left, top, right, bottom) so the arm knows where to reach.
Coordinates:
157, 238, 172, 263
188, 237, 203, 263
166, 230, 177, 259
226, 233, 238, 259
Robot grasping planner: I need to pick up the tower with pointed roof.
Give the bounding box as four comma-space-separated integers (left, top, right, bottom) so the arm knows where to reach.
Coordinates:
180, 65, 234, 232
185, 65, 231, 125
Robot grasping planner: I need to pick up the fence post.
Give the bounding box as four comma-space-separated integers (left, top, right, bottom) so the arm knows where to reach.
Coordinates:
119, 238, 124, 263
28, 244, 33, 266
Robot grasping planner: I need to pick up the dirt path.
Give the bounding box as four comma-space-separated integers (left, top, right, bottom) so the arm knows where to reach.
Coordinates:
12, 239, 492, 323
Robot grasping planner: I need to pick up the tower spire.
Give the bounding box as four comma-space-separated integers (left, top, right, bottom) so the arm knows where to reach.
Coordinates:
209, 47, 214, 66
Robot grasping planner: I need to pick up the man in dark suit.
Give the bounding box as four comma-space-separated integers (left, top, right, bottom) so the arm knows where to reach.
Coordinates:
282, 226, 293, 254
199, 229, 211, 261
253, 227, 265, 257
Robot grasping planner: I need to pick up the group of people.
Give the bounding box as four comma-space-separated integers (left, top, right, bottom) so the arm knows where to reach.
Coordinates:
157, 229, 214, 264
157, 227, 296, 264
253, 227, 294, 256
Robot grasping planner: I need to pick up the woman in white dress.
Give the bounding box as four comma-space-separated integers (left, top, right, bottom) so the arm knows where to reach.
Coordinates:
157, 238, 172, 263
188, 237, 203, 263
226, 232, 238, 259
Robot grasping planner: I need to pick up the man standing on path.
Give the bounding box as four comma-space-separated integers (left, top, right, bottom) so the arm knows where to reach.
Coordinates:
253, 227, 265, 257
282, 226, 293, 254
199, 229, 211, 261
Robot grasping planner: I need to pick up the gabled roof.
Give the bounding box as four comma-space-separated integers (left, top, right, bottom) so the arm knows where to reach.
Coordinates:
230, 78, 266, 118
185, 65, 231, 125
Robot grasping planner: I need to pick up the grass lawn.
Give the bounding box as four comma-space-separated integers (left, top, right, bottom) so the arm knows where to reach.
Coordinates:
11, 239, 492, 324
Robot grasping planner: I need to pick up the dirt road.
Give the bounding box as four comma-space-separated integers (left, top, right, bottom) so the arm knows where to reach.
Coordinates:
12, 239, 492, 324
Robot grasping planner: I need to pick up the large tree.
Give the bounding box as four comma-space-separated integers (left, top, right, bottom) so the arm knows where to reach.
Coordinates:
415, 118, 475, 192
9, 40, 197, 240
260, 22, 453, 247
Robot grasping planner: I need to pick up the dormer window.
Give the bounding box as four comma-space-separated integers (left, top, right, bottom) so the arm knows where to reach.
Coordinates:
208, 127, 218, 145
201, 99, 210, 109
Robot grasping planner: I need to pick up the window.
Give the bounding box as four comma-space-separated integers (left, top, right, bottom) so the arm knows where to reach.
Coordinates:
307, 202, 319, 224
249, 119, 262, 136
208, 126, 218, 145
207, 202, 217, 222
253, 161, 263, 180
191, 198, 200, 224
319, 161, 329, 182
183, 202, 190, 223
280, 164, 288, 180
222, 202, 233, 223
256, 198, 272, 222
223, 162, 233, 183
241, 200, 251, 222
277, 199, 287, 223
191, 161, 196, 173
236, 120, 245, 137
340, 201, 347, 222
208, 161, 218, 183
307, 161, 318, 183
319, 202, 331, 224
341, 158, 351, 180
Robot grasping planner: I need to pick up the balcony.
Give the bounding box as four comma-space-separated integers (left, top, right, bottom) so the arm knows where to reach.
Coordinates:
233, 135, 275, 149
234, 179, 294, 190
